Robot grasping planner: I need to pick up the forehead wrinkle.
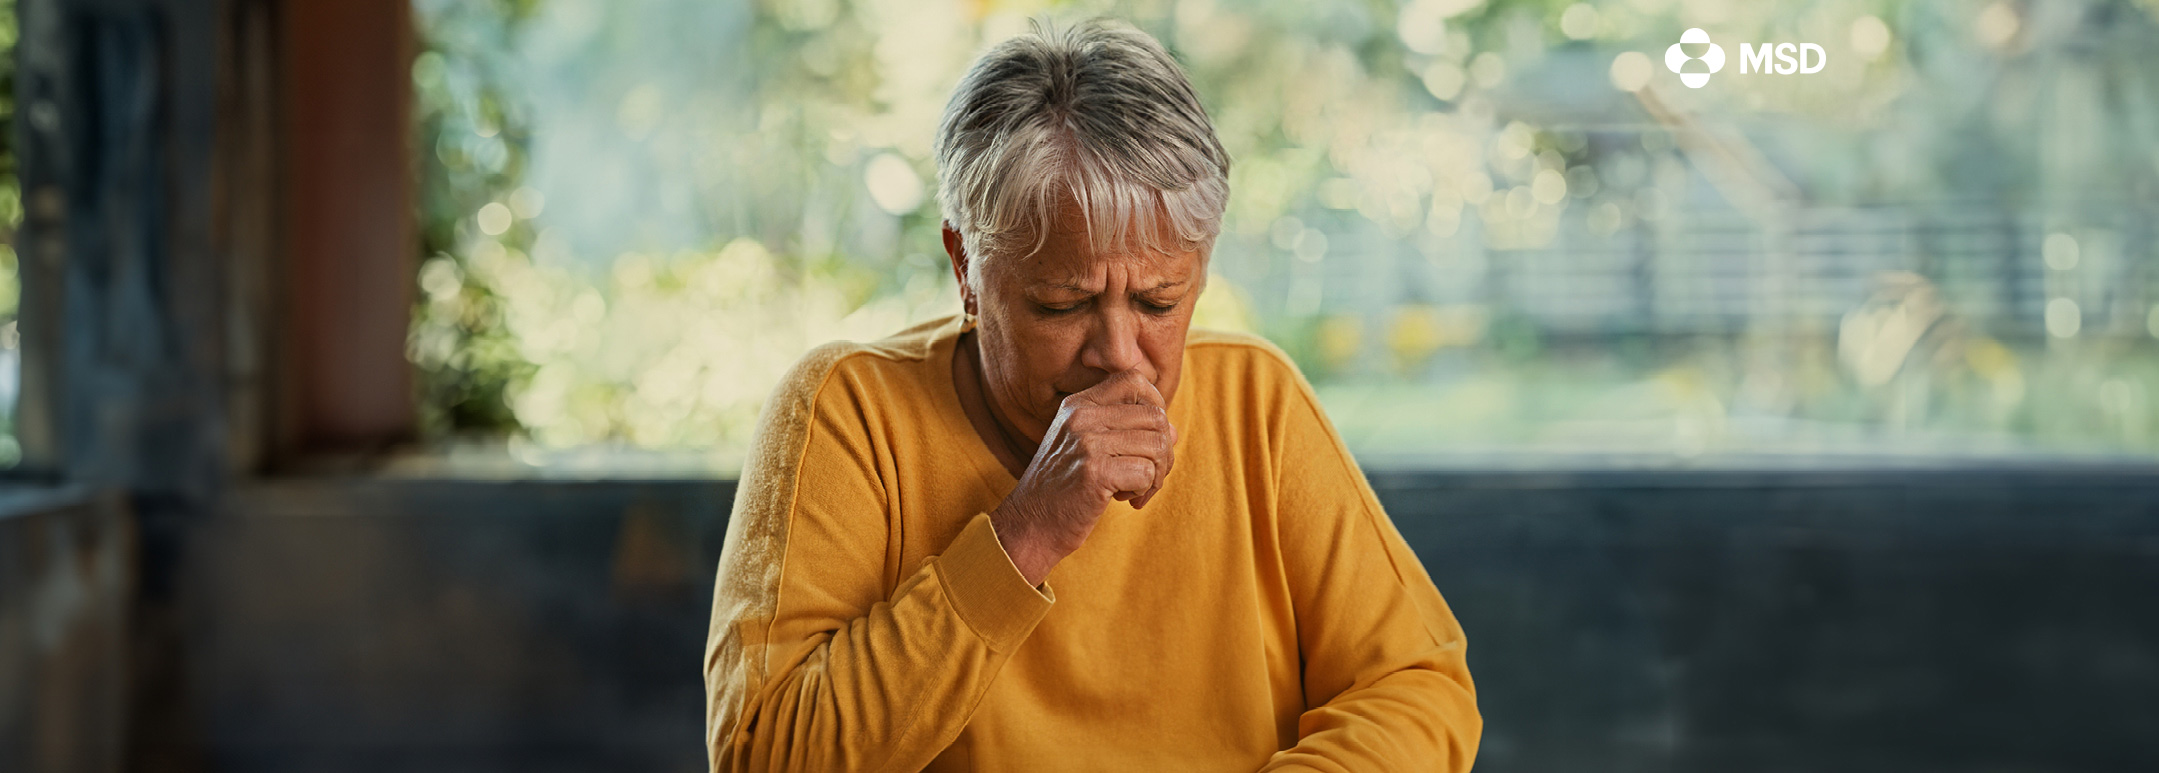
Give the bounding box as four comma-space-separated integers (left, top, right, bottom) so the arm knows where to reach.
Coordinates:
1030, 274, 1189, 297
1012, 219, 1199, 290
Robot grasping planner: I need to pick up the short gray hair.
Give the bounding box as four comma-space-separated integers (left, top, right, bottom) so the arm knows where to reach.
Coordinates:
934, 20, 1231, 279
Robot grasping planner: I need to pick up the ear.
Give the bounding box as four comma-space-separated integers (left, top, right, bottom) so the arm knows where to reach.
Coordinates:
942, 222, 977, 316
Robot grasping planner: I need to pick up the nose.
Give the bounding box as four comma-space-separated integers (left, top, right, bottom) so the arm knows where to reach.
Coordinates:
1079, 304, 1145, 376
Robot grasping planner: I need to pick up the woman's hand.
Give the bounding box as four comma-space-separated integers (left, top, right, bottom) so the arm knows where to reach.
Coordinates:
990, 368, 1176, 586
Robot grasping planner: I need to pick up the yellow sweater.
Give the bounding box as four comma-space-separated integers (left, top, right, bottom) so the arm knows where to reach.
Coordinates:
706, 314, 1479, 771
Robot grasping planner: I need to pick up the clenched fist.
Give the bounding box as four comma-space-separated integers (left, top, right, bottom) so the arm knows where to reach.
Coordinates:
990, 368, 1177, 586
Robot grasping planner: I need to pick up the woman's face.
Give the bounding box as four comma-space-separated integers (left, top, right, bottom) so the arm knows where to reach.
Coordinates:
945, 212, 1206, 449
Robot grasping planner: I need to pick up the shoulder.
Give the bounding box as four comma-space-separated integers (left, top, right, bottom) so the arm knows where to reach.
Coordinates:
766, 316, 956, 414
1180, 327, 1352, 466
743, 317, 959, 483
1183, 327, 1316, 407
1186, 326, 1291, 361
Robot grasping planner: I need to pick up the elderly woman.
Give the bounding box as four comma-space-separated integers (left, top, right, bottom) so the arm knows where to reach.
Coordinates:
706, 21, 1478, 771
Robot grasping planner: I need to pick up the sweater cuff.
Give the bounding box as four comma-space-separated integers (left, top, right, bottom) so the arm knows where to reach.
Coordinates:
934, 513, 1054, 651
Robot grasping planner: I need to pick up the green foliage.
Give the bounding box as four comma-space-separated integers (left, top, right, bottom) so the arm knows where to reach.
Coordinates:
0, 0, 20, 459
410, 1, 543, 438
409, 0, 2159, 466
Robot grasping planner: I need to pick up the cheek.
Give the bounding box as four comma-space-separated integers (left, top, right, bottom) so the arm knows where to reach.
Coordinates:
1140, 314, 1191, 377
985, 317, 1079, 410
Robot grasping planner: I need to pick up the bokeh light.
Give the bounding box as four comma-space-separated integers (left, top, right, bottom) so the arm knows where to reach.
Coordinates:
406, 0, 2159, 472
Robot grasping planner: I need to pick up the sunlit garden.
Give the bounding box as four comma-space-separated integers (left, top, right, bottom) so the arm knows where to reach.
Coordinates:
402, 0, 2159, 475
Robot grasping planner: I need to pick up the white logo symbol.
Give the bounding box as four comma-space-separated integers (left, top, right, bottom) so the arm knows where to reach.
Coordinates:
1664, 28, 1724, 88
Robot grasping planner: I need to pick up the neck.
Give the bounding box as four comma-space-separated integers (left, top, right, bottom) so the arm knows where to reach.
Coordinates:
953, 329, 1038, 478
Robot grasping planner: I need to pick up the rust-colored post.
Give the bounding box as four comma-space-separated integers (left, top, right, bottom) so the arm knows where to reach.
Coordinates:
278, 0, 417, 456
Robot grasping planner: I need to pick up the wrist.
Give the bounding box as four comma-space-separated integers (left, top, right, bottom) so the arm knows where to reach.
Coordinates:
989, 504, 1058, 586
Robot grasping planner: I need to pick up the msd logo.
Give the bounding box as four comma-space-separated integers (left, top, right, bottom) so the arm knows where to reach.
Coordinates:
1663, 28, 1725, 88
1663, 28, 1828, 88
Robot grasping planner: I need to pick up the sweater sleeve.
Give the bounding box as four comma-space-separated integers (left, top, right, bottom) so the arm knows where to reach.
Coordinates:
1260, 366, 1481, 772
704, 349, 1054, 772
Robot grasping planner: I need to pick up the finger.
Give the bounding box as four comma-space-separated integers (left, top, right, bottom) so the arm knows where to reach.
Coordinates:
1089, 427, 1173, 508
1074, 367, 1165, 408
1096, 455, 1156, 500
1089, 429, 1174, 468
1156, 433, 1176, 493
1133, 435, 1174, 509
1074, 403, 1170, 434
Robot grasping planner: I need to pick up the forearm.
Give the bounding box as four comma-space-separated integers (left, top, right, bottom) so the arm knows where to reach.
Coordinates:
708, 514, 1051, 772
1261, 665, 1480, 772
1265, 377, 1483, 770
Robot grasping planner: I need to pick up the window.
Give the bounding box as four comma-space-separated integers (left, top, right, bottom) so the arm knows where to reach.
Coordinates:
410, 0, 2159, 474
0, 0, 22, 470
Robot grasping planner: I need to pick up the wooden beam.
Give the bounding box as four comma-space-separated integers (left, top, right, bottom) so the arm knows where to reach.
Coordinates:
278, 0, 417, 457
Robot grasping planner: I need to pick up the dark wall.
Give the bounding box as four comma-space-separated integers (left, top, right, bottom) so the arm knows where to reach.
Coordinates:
165, 470, 2159, 772
1382, 468, 2159, 773
0, 490, 134, 773
183, 481, 732, 773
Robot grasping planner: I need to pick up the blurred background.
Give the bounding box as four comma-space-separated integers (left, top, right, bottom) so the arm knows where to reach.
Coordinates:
2, 0, 2158, 771
393, 0, 2159, 473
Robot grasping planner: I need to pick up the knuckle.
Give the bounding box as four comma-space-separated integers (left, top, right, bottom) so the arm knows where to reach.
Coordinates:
1061, 402, 1090, 424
